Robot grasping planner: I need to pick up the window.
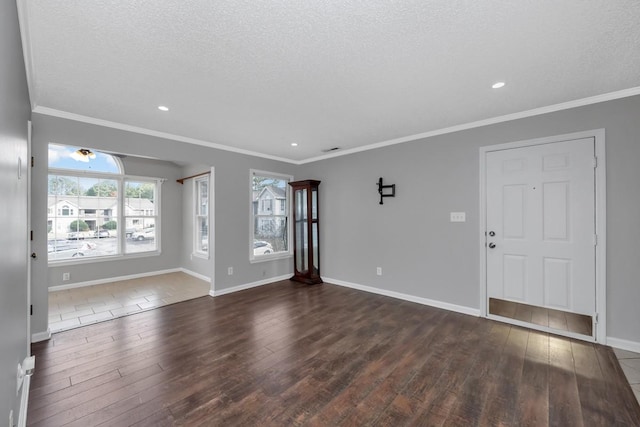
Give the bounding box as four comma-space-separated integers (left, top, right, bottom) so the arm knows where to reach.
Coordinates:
250, 170, 292, 261
124, 180, 158, 254
194, 176, 209, 256
48, 143, 161, 262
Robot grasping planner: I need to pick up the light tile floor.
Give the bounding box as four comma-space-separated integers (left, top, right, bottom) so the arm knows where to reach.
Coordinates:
614, 347, 640, 405
49, 271, 210, 333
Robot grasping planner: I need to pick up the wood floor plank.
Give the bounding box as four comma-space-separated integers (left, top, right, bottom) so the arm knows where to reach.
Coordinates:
548, 336, 584, 426
28, 280, 640, 426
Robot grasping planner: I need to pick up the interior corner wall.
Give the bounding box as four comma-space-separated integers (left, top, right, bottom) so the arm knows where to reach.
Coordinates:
0, 0, 31, 420
30, 113, 296, 337
301, 95, 640, 345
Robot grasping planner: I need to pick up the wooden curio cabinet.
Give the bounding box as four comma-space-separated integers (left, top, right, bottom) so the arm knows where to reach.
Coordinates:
289, 180, 322, 284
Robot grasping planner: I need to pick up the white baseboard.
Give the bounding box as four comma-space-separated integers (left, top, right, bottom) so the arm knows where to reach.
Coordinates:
31, 328, 51, 343
324, 277, 481, 317
180, 268, 211, 283
211, 274, 291, 297
607, 336, 640, 353
49, 268, 183, 291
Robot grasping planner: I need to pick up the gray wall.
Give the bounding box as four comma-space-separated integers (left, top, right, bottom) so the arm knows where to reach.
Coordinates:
30, 114, 296, 337
303, 95, 640, 344
0, 0, 31, 420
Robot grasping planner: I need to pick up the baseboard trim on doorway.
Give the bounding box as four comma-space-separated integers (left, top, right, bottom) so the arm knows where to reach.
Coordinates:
210, 274, 291, 297
325, 277, 481, 317
180, 268, 211, 283
49, 268, 183, 292
31, 328, 51, 343
607, 337, 640, 353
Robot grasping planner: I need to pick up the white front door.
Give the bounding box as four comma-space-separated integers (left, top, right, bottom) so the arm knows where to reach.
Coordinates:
485, 137, 596, 331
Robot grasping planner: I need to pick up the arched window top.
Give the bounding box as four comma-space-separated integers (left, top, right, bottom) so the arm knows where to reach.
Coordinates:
48, 144, 123, 174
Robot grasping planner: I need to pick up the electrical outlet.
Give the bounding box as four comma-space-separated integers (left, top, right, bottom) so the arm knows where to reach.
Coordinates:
376, 267, 382, 276
450, 212, 466, 222
227, 267, 233, 275
62, 272, 70, 281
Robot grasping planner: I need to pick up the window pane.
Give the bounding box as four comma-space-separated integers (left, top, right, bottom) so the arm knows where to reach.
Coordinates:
48, 143, 121, 174
124, 180, 158, 254
125, 218, 157, 253
48, 174, 119, 261
196, 217, 208, 252
195, 178, 209, 254
125, 181, 156, 215
252, 173, 289, 257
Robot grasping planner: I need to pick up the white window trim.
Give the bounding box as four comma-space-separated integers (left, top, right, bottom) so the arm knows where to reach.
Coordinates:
47, 166, 164, 264
249, 169, 293, 263
193, 175, 210, 259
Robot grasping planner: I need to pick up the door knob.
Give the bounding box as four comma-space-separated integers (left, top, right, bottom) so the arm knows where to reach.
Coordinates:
31, 252, 37, 259
488, 243, 496, 249
488, 231, 495, 237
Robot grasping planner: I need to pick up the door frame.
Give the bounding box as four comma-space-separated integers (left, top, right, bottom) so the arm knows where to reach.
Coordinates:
479, 129, 606, 343
27, 120, 32, 353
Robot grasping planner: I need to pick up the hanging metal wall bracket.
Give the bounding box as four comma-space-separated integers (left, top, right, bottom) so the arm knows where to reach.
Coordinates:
377, 177, 396, 205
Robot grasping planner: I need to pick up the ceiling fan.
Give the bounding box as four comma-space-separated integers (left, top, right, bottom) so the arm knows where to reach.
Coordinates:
70, 148, 96, 162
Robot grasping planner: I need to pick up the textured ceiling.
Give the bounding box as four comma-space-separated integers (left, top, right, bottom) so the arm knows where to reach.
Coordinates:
19, 0, 640, 163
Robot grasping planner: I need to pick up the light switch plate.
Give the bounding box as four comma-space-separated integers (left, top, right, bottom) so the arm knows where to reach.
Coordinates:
450, 212, 466, 222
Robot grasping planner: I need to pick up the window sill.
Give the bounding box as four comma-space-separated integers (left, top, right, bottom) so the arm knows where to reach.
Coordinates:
249, 252, 293, 264
192, 252, 209, 260
48, 250, 161, 267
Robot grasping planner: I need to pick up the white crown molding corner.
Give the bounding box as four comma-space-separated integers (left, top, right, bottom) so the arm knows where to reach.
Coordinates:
16, 0, 37, 110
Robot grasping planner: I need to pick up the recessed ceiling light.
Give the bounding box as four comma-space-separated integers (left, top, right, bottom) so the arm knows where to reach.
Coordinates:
158, 105, 169, 111
492, 82, 506, 89
291, 143, 298, 147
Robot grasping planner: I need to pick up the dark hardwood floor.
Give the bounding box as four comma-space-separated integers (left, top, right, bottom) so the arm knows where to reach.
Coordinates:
489, 297, 593, 337
28, 280, 640, 426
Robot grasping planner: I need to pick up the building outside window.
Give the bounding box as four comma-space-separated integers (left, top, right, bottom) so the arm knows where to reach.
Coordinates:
250, 170, 292, 261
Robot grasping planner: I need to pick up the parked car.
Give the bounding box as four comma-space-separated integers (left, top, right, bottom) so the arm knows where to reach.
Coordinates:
94, 229, 111, 238
253, 240, 273, 256
48, 240, 96, 257
131, 228, 155, 241
67, 231, 91, 240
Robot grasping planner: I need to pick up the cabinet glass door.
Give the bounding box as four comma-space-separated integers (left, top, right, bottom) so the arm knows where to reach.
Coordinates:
295, 188, 307, 273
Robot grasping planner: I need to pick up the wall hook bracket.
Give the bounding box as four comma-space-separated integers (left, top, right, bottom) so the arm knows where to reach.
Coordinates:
377, 177, 396, 205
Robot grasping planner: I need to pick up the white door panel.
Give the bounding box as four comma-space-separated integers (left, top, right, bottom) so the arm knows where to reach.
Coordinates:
486, 138, 595, 318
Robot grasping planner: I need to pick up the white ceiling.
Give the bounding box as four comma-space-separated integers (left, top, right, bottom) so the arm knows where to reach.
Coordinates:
18, 0, 640, 163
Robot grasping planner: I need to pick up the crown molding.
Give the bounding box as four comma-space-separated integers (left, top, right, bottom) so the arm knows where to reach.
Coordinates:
33, 86, 640, 165
32, 106, 299, 164
298, 86, 640, 164
16, 0, 37, 110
